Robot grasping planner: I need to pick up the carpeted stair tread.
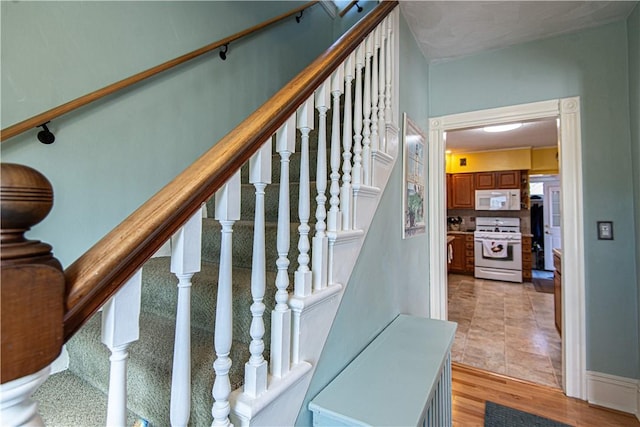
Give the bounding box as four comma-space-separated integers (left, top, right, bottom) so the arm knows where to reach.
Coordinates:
34, 370, 141, 427
66, 310, 250, 427
142, 256, 279, 344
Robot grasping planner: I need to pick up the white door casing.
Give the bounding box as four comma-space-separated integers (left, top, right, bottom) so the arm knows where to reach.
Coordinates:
544, 182, 562, 271
428, 97, 586, 400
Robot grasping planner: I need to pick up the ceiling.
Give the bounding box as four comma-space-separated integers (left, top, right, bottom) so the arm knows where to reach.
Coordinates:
445, 117, 558, 153
400, 1, 637, 64
399, 1, 637, 153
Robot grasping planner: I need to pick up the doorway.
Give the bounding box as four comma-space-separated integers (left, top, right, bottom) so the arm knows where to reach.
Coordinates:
428, 98, 587, 400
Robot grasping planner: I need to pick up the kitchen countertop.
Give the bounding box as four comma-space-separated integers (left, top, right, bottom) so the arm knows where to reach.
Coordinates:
447, 230, 474, 235
447, 236, 456, 244
553, 248, 562, 258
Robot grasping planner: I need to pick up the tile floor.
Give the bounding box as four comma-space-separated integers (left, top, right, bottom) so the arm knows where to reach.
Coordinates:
447, 273, 562, 389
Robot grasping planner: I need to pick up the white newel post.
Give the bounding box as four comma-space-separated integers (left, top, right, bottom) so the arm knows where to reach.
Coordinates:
341, 52, 355, 231
352, 44, 364, 189
169, 208, 203, 427
102, 269, 142, 427
244, 142, 272, 398
0, 366, 50, 427
312, 81, 330, 292
377, 21, 387, 153
327, 64, 344, 234
212, 171, 241, 427
271, 116, 296, 378
362, 34, 373, 186
294, 97, 314, 298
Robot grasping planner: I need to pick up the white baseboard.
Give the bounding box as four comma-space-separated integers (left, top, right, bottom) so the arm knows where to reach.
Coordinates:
587, 370, 639, 416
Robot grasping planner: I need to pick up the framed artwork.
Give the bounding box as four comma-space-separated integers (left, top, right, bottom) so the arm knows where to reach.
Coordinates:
402, 113, 426, 239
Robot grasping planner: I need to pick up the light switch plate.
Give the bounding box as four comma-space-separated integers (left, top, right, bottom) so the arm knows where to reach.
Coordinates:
597, 221, 613, 240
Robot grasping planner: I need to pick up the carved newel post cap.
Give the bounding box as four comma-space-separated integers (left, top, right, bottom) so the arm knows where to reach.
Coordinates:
0, 163, 60, 268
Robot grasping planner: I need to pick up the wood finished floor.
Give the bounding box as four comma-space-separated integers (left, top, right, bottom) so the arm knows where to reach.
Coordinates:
452, 363, 640, 426
447, 273, 562, 388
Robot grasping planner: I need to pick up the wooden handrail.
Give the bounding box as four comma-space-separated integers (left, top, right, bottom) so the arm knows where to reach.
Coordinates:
63, 0, 398, 341
0, 1, 318, 143
339, 1, 363, 18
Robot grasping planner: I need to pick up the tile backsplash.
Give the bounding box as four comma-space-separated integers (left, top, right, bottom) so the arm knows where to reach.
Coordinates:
447, 209, 531, 234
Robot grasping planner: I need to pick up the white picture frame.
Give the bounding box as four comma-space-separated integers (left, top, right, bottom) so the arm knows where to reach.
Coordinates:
402, 113, 427, 239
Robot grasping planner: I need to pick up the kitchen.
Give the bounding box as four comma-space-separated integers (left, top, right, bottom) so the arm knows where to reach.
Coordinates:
444, 119, 563, 389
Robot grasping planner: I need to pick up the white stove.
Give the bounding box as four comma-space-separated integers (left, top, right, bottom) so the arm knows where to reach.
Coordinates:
474, 217, 523, 283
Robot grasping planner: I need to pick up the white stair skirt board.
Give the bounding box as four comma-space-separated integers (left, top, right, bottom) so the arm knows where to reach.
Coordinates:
587, 371, 639, 416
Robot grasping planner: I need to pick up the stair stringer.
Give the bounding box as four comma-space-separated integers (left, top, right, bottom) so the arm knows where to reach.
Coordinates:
229, 124, 399, 427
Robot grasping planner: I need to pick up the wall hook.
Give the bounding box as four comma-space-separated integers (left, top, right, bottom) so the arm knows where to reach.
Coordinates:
355, 1, 363, 12
219, 44, 229, 61
37, 122, 55, 145
295, 10, 304, 23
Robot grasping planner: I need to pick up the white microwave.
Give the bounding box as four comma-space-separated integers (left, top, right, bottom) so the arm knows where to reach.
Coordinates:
475, 189, 520, 211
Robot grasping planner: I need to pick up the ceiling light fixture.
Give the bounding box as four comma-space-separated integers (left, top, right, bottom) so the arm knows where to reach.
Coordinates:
483, 123, 522, 133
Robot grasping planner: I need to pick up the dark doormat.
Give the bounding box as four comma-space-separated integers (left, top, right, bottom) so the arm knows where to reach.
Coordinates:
533, 277, 554, 294
484, 401, 572, 427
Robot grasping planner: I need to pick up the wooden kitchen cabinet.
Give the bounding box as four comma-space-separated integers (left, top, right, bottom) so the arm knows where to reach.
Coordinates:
464, 234, 475, 273
522, 235, 532, 281
446, 174, 452, 209
474, 170, 521, 190
448, 235, 466, 273
496, 170, 520, 189
475, 172, 495, 190
553, 250, 562, 335
450, 173, 475, 209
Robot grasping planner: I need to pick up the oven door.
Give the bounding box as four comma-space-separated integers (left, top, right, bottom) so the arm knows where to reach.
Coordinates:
474, 235, 522, 271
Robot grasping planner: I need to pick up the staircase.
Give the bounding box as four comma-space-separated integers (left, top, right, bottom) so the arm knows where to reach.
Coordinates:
3, 4, 401, 426
34, 131, 325, 426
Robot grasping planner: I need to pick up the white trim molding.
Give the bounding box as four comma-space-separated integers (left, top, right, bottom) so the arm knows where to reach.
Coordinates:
587, 371, 639, 416
428, 97, 587, 400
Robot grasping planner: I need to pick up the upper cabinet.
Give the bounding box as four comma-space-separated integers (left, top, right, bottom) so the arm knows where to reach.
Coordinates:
449, 173, 475, 209
448, 170, 528, 210
496, 170, 520, 189
475, 171, 520, 189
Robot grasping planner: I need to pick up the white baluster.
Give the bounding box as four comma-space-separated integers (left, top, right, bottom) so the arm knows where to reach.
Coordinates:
378, 21, 387, 153
313, 81, 330, 291
371, 27, 380, 155
327, 64, 344, 234
102, 270, 142, 427
362, 34, 373, 186
341, 52, 355, 231
294, 97, 314, 298
212, 172, 240, 427
169, 208, 203, 427
0, 366, 50, 426
352, 44, 364, 189
271, 116, 296, 378
385, 15, 393, 126
244, 142, 272, 398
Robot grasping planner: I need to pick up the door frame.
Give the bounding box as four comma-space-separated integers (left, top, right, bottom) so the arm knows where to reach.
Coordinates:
428, 97, 586, 400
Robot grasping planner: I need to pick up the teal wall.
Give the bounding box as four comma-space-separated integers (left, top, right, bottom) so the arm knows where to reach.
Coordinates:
628, 3, 640, 382
296, 11, 430, 425
429, 22, 639, 379
1, 1, 333, 267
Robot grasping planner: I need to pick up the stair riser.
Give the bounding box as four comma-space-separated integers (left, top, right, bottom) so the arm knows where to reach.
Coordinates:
141, 257, 278, 346
201, 218, 306, 272
207, 181, 326, 223
239, 148, 332, 184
